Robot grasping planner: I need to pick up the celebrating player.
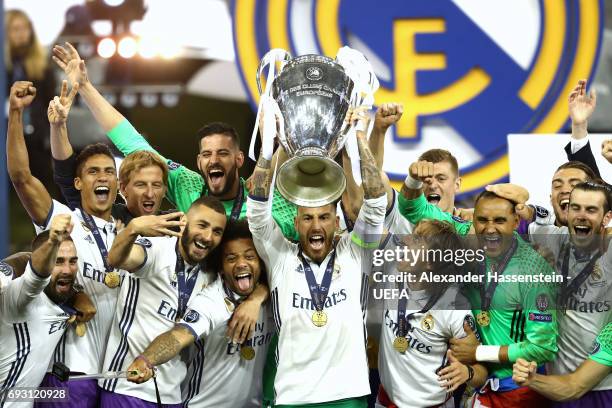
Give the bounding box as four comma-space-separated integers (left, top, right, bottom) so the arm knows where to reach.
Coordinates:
377, 219, 488, 407
528, 181, 612, 404
98, 197, 229, 406
7, 80, 122, 406
512, 322, 612, 405
126, 220, 274, 407
246, 107, 386, 407
446, 190, 558, 407
51, 42, 298, 238
0, 215, 78, 407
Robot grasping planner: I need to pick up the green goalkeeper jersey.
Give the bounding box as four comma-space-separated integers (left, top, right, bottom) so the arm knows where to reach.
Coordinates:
463, 234, 559, 380
397, 193, 472, 235
107, 120, 298, 240
590, 323, 612, 367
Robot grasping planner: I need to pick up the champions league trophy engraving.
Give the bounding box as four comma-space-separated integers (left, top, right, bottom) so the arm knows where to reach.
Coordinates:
254, 50, 358, 207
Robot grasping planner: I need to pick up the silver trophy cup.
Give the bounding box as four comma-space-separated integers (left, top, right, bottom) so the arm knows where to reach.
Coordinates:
257, 54, 355, 207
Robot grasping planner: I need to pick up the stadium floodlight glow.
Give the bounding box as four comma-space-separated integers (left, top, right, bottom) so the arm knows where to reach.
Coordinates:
97, 38, 116, 58
118, 37, 138, 58
120, 92, 138, 108
138, 38, 157, 59
104, 0, 125, 6
159, 41, 181, 59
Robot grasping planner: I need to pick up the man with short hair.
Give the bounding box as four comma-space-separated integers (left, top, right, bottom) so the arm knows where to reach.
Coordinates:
0, 215, 78, 408
100, 197, 226, 407
446, 191, 558, 407
7, 80, 122, 406
247, 110, 387, 407
528, 181, 612, 406
126, 220, 275, 407
46, 80, 170, 224
52, 42, 298, 239
512, 322, 612, 405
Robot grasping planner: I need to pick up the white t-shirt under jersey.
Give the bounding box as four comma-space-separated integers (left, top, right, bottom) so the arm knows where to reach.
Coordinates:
378, 285, 474, 407
0, 265, 70, 408
100, 236, 215, 404
247, 194, 386, 405
35, 200, 123, 374
529, 223, 612, 391
179, 278, 274, 407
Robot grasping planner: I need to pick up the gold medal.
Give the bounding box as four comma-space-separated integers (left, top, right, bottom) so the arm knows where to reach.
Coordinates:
476, 311, 490, 327
240, 346, 255, 360
67, 315, 77, 325
312, 310, 328, 327
75, 322, 87, 337
104, 271, 120, 288
393, 336, 408, 353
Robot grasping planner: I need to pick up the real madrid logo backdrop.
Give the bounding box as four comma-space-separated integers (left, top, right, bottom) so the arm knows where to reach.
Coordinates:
231, 0, 604, 198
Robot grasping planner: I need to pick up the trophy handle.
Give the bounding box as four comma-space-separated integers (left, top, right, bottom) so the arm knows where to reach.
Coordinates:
256, 49, 292, 95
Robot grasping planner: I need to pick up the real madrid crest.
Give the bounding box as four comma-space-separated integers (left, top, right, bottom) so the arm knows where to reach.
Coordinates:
421, 313, 434, 331
591, 262, 603, 281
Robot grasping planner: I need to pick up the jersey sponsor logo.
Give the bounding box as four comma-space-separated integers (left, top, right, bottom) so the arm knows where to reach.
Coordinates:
157, 299, 178, 322
566, 297, 610, 313
590, 340, 601, 356
384, 310, 432, 354
167, 160, 181, 171
231, 0, 604, 195
528, 312, 553, 323
183, 309, 200, 323
135, 238, 152, 248
0, 262, 13, 277
292, 289, 347, 311
536, 293, 549, 312
226, 330, 273, 356
49, 319, 69, 335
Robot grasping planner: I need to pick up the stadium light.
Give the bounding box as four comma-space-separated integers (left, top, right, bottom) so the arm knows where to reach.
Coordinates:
97, 38, 116, 58
138, 37, 157, 59
118, 37, 138, 58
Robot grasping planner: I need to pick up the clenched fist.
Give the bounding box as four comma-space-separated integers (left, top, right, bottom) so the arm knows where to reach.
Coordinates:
9, 81, 36, 111
48, 214, 74, 244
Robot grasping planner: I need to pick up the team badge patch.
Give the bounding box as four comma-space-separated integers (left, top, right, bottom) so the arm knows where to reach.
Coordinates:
0, 262, 13, 277
528, 312, 553, 323
591, 262, 603, 282
232, 0, 603, 196
183, 309, 200, 323
135, 238, 152, 248
534, 206, 549, 219
536, 294, 549, 312
167, 160, 181, 171
590, 340, 601, 356
421, 313, 434, 331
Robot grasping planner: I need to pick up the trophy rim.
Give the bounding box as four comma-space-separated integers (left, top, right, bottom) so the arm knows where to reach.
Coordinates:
275, 156, 346, 208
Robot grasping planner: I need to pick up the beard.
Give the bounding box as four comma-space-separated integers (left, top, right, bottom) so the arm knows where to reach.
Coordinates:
44, 282, 72, 305
206, 164, 239, 197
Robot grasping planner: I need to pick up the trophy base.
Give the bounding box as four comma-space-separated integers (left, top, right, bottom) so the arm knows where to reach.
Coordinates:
276, 155, 346, 208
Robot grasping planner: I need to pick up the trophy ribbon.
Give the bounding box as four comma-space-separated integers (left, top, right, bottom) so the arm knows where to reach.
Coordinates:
249, 49, 291, 161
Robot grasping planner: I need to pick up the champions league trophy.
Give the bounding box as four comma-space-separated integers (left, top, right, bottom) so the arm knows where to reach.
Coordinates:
252, 48, 377, 207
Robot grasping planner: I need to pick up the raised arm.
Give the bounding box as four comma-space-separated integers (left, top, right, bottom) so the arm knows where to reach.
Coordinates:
31, 215, 74, 277
48, 80, 81, 208
566, 79, 600, 177
369, 103, 403, 170
6, 82, 53, 225
108, 212, 184, 272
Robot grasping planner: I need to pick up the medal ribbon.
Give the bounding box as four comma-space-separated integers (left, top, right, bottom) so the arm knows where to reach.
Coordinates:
222, 280, 245, 308
559, 246, 601, 306
299, 248, 336, 313
203, 179, 245, 221
396, 288, 445, 337
175, 243, 199, 319
479, 237, 518, 311
80, 209, 113, 272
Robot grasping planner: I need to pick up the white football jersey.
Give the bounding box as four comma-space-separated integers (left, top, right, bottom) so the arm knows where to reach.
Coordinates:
0, 265, 70, 408
529, 223, 612, 390
247, 194, 386, 405
179, 278, 274, 407
378, 286, 473, 407
0, 261, 13, 295
35, 200, 124, 374
100, 236, 215, 404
